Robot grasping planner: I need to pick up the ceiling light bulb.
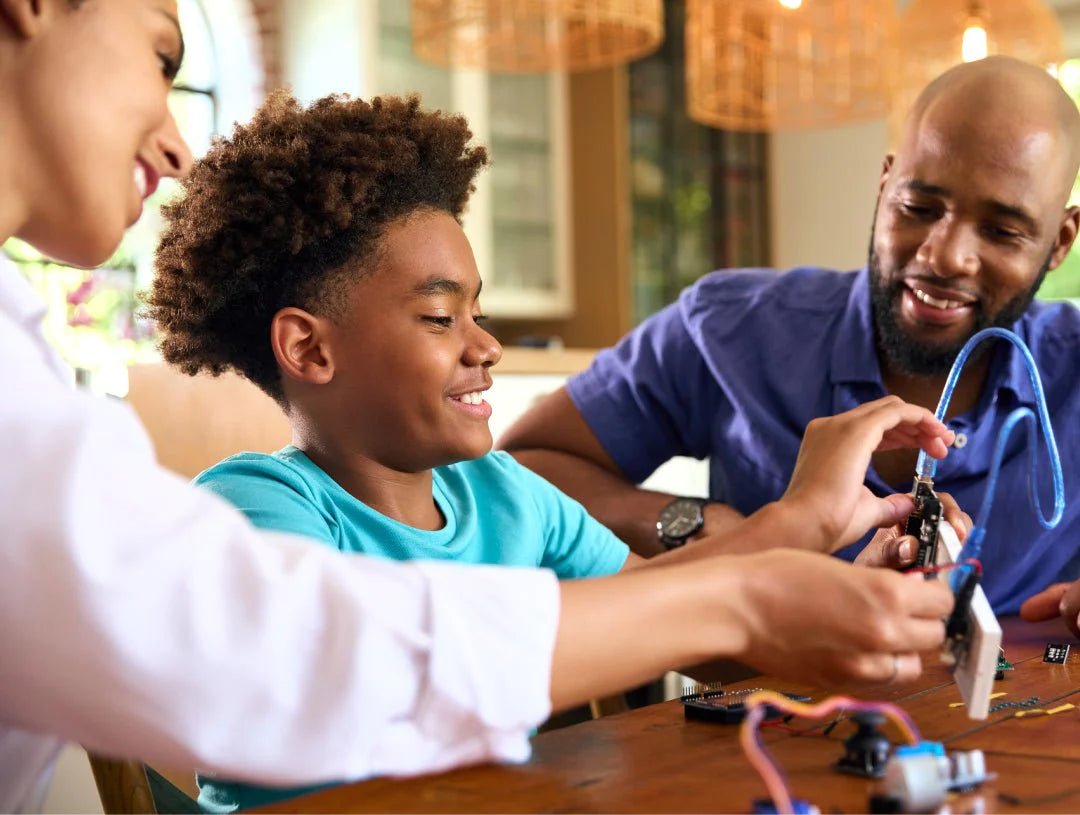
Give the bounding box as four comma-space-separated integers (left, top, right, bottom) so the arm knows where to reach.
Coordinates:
962, 19, 988, 62
1060, 60, 1080, 89
778, 0, 803, 8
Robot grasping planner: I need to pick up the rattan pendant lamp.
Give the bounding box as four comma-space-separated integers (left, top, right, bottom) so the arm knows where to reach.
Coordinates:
410, 0, 664, 72
889, 0, 1064, 141
685, 0, 895, 131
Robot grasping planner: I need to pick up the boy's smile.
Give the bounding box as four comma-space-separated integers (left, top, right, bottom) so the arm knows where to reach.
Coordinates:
448, 387, 493, 419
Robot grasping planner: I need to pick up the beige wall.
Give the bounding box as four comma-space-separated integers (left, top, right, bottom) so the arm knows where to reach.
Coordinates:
42, 748, 102, 814
768, 118, 888, 272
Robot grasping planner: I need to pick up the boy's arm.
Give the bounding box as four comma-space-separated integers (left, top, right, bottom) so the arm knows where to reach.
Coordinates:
622, 396, 956, 568
557, 541, 954, 703
583, 396, 957, 694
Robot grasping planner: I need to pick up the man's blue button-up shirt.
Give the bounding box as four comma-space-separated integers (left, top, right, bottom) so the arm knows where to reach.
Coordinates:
568, 266, 1080, 613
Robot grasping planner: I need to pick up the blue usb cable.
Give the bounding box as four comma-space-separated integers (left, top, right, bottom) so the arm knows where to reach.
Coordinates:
911, 328, 1064, 588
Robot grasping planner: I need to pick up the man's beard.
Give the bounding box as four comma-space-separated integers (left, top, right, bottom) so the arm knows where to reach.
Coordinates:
868, 245, 1051, 377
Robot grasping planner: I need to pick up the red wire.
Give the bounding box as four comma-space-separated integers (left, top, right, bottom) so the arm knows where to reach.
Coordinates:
908, 558, 982, 576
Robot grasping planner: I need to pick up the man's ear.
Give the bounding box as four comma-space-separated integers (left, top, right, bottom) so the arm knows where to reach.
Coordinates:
270, 308, 335, 387
1048, 205, 1080, 270
877, 154, 895, 196
0, 0, 52, 39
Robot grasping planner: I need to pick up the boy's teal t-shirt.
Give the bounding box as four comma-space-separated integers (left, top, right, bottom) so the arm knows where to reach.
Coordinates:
192, 447, 629, 812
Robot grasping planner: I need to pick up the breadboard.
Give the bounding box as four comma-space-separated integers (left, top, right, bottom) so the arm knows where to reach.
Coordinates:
935, 521, 1001, 720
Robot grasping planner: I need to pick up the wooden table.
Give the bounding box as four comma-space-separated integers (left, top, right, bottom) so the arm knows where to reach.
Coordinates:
262, 618, 1079, 813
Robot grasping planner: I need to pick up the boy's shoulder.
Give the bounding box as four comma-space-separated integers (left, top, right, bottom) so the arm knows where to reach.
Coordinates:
191, 448, 341, 548
193, 446, 318, 488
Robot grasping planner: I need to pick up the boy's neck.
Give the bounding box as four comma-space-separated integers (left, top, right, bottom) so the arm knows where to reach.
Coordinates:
293, 432, 445, 532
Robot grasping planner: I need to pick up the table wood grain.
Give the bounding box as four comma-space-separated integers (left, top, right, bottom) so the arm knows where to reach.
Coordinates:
258, 617, 1079, 813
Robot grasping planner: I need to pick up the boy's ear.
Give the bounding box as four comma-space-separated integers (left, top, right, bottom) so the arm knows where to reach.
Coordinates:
0, 0, 51, 39
270, 307, 335, 387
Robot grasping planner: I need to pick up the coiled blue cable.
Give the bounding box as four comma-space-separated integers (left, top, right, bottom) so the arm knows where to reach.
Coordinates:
909, 328, 1064, 586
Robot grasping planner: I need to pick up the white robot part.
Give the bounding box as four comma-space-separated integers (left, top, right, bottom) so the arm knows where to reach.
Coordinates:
884, 747, 994, 813
884, 751, 948, 813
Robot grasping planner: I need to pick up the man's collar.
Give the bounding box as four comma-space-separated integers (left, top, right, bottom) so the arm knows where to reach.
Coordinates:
828, 267, 884, 386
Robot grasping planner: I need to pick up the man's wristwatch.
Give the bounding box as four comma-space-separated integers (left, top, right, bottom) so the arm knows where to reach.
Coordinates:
657, 497, 709, 549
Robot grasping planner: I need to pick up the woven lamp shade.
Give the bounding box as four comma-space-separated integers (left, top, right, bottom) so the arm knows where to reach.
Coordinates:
686, 0, 895, 132
410, 0, 663, 73
889, 0, 1064, 143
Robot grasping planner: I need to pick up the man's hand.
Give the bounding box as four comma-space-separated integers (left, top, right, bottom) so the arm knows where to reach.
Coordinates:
855, 492, 972, 569
733, 549, 954, 685
783, 396, 955, 553
1019, 581, 1080, 639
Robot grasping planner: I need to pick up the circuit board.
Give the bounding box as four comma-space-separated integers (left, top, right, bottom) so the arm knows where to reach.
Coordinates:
905, 477, 943, 572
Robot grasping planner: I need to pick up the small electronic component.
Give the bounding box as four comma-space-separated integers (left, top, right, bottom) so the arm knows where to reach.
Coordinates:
681, 681, 724, 699
1043, 643, 1071, 664
835, 711, 892, 779
988, 695, 1040, 714
681, 687, 810, 724
881, 742, 994, 813
903, 477, 943, 574
995, 649, 1013, 680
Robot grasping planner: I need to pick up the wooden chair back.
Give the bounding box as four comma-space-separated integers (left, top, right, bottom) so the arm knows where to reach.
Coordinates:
87, 756, 155, 814
126, 364, 289, 478
88, 755, 201, 814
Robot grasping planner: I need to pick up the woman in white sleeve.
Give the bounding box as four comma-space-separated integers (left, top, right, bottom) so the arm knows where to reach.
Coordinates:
0, 1, 954, 812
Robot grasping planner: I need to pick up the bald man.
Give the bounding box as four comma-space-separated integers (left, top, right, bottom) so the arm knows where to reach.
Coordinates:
502, 57, 1080, 634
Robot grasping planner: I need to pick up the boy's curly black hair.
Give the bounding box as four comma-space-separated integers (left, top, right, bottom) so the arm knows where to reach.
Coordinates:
147, 90, 489, 403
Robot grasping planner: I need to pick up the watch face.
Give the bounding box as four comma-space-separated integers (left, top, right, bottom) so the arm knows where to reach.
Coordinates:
659, 498, 704, 538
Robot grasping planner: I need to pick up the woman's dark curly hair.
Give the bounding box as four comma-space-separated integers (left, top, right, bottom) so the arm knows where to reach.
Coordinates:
147, 90, 488, 403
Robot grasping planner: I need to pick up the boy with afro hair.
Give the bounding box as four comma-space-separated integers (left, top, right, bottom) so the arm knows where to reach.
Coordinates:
148, 90, 634, 811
